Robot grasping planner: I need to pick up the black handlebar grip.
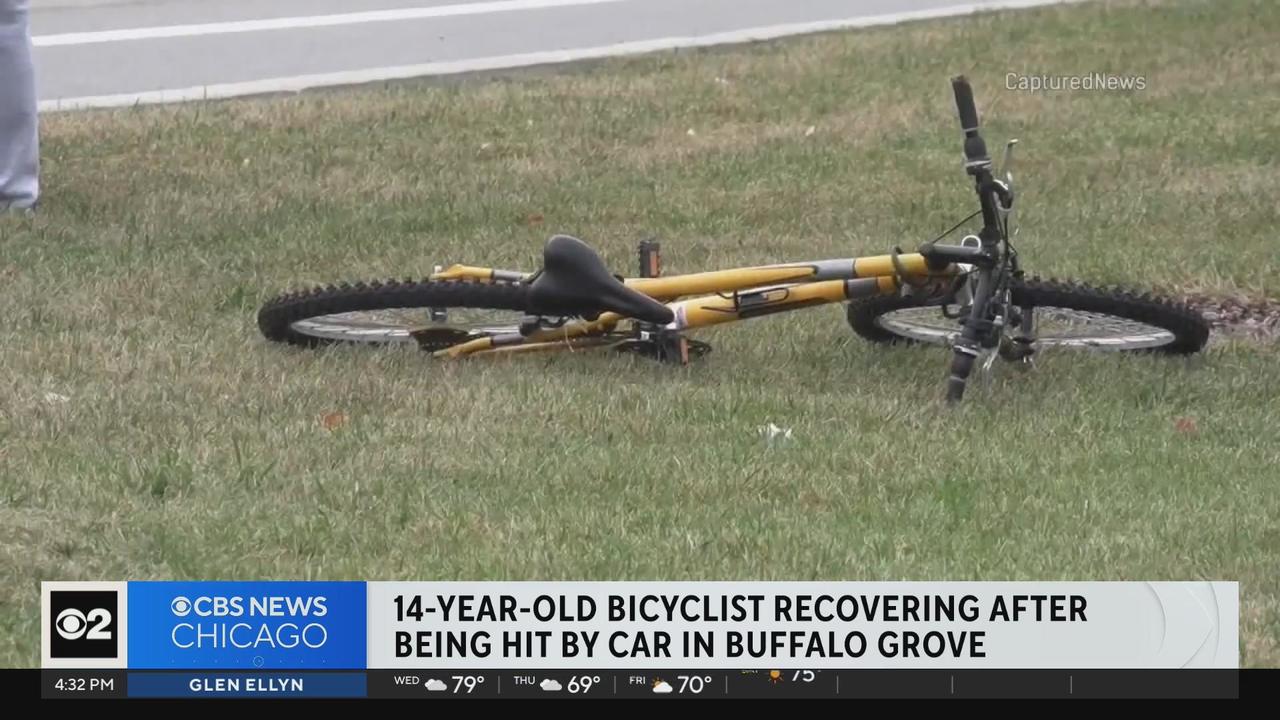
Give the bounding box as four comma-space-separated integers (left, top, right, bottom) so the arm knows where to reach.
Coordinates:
952, 75, 980, 133
946, 349, 976, 403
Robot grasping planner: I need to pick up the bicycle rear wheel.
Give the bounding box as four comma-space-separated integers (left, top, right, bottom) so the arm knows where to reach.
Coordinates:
258, 279, 531, 349
847, 277, 1210, 354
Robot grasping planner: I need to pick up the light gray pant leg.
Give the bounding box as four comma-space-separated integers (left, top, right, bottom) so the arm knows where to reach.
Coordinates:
0, 0, 39, 209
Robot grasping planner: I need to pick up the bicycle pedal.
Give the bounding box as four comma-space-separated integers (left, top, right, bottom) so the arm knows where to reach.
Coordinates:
614, 332, 709, 365
409, 327, 472, 352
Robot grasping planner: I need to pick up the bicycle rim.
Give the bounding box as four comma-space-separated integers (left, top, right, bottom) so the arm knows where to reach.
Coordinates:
874, 305, 1179, 350
288, 307, 524, 345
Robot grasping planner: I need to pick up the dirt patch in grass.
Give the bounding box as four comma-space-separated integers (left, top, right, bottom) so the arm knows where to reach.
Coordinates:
1185, 294, 1280, 341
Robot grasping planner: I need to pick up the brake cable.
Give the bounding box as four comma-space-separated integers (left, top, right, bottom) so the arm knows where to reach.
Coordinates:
927, 209, 983, 245
916, 209, 985, 315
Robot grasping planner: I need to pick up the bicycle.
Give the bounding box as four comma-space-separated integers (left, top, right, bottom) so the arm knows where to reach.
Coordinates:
258, 76, 1210, 402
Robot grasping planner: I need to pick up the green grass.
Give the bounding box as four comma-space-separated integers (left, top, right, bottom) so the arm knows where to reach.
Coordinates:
2, 0, 1279, 667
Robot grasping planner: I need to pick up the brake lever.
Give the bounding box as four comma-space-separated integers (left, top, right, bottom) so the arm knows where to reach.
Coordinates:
999, 139, 1018, 189
995, 139, 1018, 215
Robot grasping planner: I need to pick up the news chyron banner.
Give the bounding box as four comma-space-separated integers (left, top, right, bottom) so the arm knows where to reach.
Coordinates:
42, 581, 1238, 699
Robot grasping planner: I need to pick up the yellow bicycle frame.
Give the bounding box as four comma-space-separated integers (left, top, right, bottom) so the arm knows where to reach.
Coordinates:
427, 253, 959, 359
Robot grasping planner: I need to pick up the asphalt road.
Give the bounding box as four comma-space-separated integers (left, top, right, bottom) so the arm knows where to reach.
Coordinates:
32, 0, 1075, 110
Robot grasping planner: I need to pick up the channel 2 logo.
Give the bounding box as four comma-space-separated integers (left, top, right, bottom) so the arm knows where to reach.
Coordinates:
49, 590, 118, 658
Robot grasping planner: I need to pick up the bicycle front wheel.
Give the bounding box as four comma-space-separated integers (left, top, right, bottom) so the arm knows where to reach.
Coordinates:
847, 278, 1210, 354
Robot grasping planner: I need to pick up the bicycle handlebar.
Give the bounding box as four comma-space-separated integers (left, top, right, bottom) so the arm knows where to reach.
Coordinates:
951, 75, 980, 132
943, 77, 1003, 403
951, 75, 990, 169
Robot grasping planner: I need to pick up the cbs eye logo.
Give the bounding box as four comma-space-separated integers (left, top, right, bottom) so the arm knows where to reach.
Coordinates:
49, 591, 118, 658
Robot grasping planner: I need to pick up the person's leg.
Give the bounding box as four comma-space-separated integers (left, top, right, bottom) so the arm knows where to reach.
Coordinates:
0, 0, 39, 210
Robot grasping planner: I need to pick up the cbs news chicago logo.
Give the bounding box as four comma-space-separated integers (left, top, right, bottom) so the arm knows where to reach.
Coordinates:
167, 593, 331, 649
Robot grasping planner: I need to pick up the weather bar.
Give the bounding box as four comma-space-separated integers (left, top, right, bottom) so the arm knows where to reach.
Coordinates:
42, 669, 1239, 699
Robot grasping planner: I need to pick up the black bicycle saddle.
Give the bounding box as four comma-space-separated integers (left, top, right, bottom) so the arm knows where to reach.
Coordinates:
527, 235, 675, 324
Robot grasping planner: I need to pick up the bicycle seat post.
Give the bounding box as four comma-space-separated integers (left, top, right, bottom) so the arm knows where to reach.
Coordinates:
638, 238, 662, 279
626, 238, 699, 365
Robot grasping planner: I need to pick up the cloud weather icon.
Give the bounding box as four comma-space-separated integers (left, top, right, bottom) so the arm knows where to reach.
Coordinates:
539, 679, 563, 692
425, 679, 448, 692
652, 680, 674, 694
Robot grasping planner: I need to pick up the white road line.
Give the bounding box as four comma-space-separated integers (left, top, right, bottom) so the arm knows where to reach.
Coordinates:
37, 0, 1081, 112
32, 0, 627, 47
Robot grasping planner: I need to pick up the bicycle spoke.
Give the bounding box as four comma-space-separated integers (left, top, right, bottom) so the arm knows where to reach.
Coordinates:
289, 308, 523, 345
874, 305, 1178, 351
